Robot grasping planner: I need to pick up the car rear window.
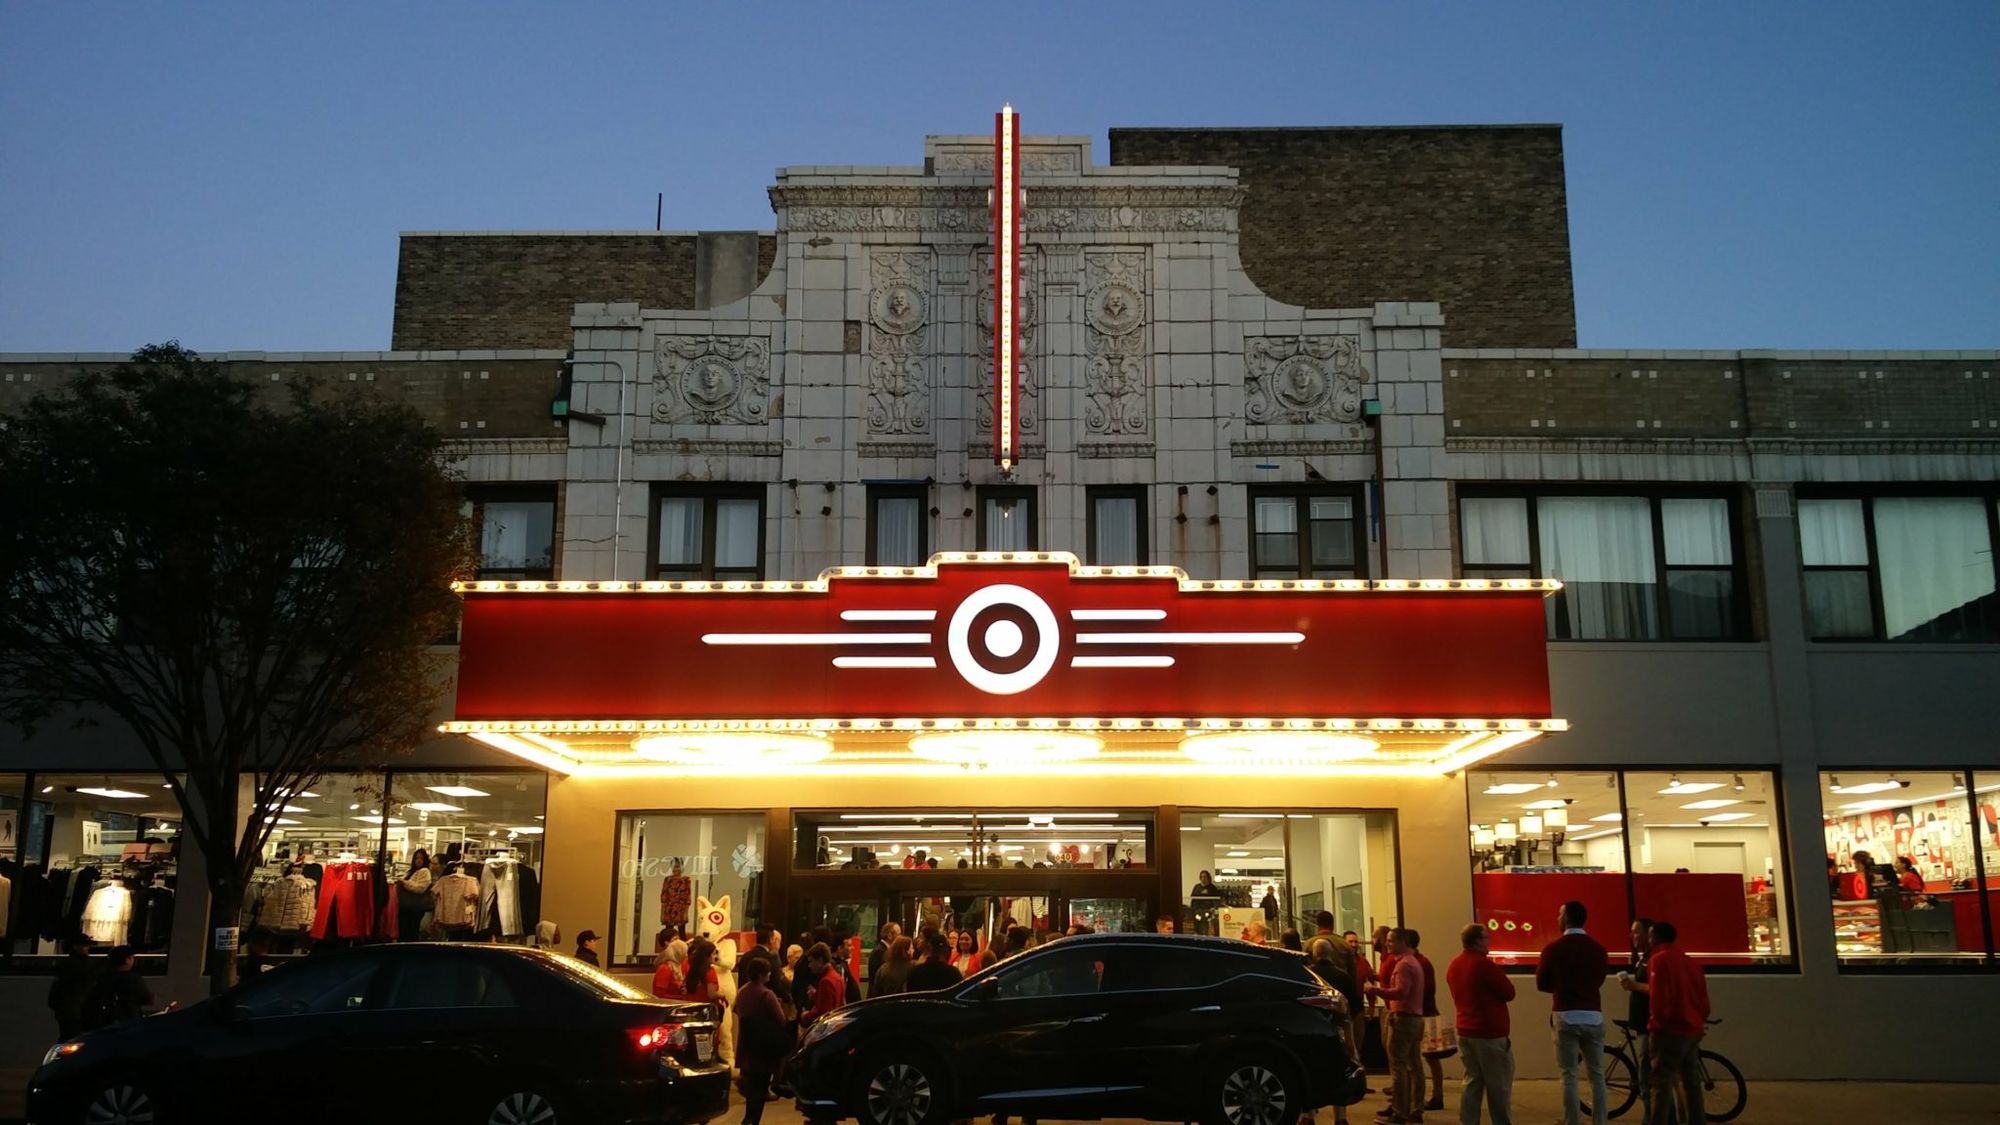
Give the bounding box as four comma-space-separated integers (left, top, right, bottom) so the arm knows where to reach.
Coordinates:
536, 953, 653, 1001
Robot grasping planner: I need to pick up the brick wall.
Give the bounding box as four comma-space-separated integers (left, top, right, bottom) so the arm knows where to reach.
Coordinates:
1443, 352, 2000, 439
1109, 125, 1576, 348
391, 234, 777, 351
1, 354, 570, 440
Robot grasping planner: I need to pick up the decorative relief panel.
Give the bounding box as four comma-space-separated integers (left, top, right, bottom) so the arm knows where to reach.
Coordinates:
866, 250, 932, 435
1083, 250, 1150, 437
652, 335, 772, 425
974, 247, 1042, 436
766, 185, 1241, 234
1244, 335, 1369, 424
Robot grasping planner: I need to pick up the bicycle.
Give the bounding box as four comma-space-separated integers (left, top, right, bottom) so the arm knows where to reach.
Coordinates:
1588, 1017, 1746, 1123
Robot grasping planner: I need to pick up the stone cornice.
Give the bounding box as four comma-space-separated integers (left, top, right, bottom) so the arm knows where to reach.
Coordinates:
633, 439, 785, 458
1448, 435, 2000, 457
768, 184, 1245, 233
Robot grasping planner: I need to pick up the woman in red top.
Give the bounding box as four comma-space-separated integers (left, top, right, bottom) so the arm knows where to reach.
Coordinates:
1895, 856, 1926, 895
651, 937, 688, 999
683, 937, 723, 1008
950, 929, 984, 973
802, 942, 845, 1024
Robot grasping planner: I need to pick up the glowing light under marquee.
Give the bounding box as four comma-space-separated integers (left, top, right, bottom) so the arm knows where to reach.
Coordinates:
993, 104, 1022, 472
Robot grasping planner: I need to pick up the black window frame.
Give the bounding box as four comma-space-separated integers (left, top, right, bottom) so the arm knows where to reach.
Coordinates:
866, 483, 931, 567
1086, 486, 1149, 567
1796, 487, 2000, 643
1247, 485, 1368, 579
468, 483, 558, 581
977, 486, 1039, 552
649, 484, 766, 581
1456, 485, 1751, 642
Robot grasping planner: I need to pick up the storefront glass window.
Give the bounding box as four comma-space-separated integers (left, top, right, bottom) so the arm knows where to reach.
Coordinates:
385, 771, 548, 942
1625, 771, 1789, 963
613, 812, 766, 970
17, 774, 183, 963
1179, 810, 1397, 941
793, 809, 1153, 871
1822, 771, 1986, 966
1467, 771, 1627, 966
245, 772, 387, 954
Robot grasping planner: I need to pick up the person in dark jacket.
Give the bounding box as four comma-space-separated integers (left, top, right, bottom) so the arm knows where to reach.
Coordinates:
904, 931, 963, 991
83, 946, 153, 1029
574, 929, 602, 966
734, 957, 790, 1125
47, 936, 102, 1040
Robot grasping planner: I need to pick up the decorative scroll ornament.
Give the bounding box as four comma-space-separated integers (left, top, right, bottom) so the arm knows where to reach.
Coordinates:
1245, 335, 1369, 424
974, 248, 1041, 436
653, 336, 772, 425
866, 250, 932, 435
1084, 250, 1150, 436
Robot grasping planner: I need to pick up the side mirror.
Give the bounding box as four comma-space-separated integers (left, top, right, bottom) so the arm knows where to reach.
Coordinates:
973, 977, 1000, 1002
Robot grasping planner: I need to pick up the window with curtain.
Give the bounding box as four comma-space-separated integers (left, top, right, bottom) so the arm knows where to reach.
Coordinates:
979, 487, 1037, 551
471, 488, 556, 578
652, 487, 764, 580
1248, 488, 1364, 578
868, 485, 928, 566
1459, 491, 1745, 640
1799, 495, 2000, 641
1088, 487, 1147, 566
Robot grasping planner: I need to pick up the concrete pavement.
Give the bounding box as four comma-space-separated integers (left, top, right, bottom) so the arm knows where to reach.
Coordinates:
5, 1073, 1998, 1124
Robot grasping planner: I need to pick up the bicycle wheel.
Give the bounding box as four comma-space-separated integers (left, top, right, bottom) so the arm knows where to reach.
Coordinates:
1697, 1050, 1747, 1123
1600, 1048, 1642, 1119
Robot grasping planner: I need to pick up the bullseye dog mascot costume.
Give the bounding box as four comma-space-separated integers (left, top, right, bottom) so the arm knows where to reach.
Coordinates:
695, 894, 740, 1068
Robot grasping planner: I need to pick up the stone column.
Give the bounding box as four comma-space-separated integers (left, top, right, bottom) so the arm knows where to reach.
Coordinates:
1372, 302, 1451, 578
561, 302, 645, 582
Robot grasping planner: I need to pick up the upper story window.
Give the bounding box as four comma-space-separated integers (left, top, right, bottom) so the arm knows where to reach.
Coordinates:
1459, 490, 1745, 640
470, 486, 556, 579
652, 485, 763, 580
1087, 486, 1148, 566
1249, 486, 1364, 578
1799, 493, 1999, 641
979, 487, 1037, 551
868, 484, 929, 567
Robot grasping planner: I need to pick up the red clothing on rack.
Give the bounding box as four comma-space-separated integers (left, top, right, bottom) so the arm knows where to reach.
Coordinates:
309, 862, 376, 940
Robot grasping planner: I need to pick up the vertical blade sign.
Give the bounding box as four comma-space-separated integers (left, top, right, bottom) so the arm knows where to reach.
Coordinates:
993, 105, 1021, 472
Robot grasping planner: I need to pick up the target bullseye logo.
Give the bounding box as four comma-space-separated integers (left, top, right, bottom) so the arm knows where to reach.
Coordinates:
947, 583, 1060, 695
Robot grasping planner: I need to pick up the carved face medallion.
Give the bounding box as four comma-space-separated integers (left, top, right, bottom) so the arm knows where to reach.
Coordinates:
1273, 355, 1328, 414
683, 357, 740, 412
1088, 283, 1144, 336
872, 283, 927, 335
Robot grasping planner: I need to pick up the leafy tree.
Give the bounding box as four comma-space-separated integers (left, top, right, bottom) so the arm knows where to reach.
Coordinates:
0, 344, 475, 992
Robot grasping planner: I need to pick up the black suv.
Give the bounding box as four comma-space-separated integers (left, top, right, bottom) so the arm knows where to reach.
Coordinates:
789, 933, 1366, 1125
28, 944, 728, 1125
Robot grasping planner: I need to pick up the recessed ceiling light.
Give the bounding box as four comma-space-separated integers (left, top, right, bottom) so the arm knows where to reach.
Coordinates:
1698, 813, 1753, 822
1658, 782, 1724, 795
1484, 783, 1543, 795
1681, 799, 1741, 810
355, 815, 407, 825
298, 791, 320, 798
1589, 813, 1623, 822
1831, 781, 1901, 795
1226, 850, 1252, 857
425, 785, 490, 798
1180, 825, 1204, 832
404, 802, 465, 813
76, 788, 149, 800
1522, 799, 1568, 810
511, 826, 544, 834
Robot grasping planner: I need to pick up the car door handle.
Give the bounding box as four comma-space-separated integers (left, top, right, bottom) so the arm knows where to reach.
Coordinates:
1070, 1014, 1106, 1024
1191, 1005, 1221, 1012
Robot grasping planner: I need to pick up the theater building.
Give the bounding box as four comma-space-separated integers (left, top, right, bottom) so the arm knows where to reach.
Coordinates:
2, 119, 1996, 1084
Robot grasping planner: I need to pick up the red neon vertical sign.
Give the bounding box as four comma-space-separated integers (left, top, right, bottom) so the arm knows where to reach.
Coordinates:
992, 105, 1021, 472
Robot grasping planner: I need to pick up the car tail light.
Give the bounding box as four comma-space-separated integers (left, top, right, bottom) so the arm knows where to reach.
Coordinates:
630, 1022, 689, 1053
1297, 990, 1346, 1015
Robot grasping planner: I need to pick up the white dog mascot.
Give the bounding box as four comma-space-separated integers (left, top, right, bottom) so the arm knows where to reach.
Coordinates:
694, 894, 740, 1068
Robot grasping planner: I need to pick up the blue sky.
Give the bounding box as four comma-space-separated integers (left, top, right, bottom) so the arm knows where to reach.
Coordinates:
1, 2, 1994, 352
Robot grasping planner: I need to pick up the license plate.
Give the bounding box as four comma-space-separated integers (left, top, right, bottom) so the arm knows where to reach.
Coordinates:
693, 1031, 713, 1061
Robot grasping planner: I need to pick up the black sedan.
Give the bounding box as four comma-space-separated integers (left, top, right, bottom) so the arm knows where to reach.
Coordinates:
788, 932, 1366, 1125
28, 944, 729, 1125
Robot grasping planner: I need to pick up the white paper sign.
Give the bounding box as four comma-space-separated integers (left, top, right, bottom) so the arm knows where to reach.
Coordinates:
0, 809, 17, 854
214, 926, 241, 951
81, 820, 103, 856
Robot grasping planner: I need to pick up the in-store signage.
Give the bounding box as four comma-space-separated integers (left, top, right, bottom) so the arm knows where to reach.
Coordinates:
452, 553, 1556, 723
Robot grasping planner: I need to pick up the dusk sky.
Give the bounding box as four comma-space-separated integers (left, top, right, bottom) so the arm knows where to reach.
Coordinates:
1, 1, 1994, 353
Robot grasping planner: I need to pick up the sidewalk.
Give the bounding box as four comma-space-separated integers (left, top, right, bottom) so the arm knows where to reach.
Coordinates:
2, 1074, 1994, 1124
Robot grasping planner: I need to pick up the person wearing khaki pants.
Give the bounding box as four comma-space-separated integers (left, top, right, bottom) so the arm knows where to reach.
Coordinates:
1446, 924, 1516, 1125
1367, 928, 1429, 1124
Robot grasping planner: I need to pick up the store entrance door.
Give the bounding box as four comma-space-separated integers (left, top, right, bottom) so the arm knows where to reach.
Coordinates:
892, 885, 1054, 952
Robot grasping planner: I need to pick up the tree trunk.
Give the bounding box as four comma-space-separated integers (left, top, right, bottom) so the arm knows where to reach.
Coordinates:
207, 876, 243, 996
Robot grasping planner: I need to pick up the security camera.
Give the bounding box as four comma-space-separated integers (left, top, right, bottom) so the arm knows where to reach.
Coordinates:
1898, 779, 1912, 788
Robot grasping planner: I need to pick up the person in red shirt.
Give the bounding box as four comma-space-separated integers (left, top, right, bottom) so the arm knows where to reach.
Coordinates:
1364, 928, 1426, 1124
1534, 901, 1609, 1125
1643, 922, 1711, 1125
1447, 924, 1516, 1125
801, 942, 846, 1025
651, 937, 688, 999
1407, 932, 1445, 1112
1894, 857, 1925, 896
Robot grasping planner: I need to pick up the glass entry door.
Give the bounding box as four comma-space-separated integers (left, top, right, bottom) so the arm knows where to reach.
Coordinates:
892, 888, 1054, 952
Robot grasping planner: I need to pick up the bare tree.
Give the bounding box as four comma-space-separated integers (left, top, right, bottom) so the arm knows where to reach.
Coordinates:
0, 344, 475, 992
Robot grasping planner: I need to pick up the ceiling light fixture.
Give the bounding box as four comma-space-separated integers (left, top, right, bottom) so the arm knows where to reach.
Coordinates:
1657, 782, 1724, 795
1681, 799, 1742, 810
75, 787, 149, 800
404, 802, 466, 813
1732, 774, 1746, 792
1546, 774, 1559, 788
908, 731, 1102, 769
1178, 732, 1379, 770
1483, 782, 1544, 796
425, 785, 491, 798
635, 732, 833, 768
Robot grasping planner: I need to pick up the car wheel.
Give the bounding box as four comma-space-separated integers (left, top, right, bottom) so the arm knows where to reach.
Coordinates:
82, 1078, 161, 1125
485, 1088, 565, 1125
1209, 1054, 1299, 1125
854, 1052, 946, 1125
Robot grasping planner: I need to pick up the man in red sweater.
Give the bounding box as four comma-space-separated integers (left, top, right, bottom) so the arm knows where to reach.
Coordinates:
1365, 928, 1426, 1124
1534, 901, 1609, 1125
1447, 924, 1516, 1125
1643, 921, 1711, 1125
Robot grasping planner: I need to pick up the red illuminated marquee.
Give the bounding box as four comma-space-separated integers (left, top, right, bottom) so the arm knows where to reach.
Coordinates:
992, 104, 1022, 472
451, 555, 1557, 724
